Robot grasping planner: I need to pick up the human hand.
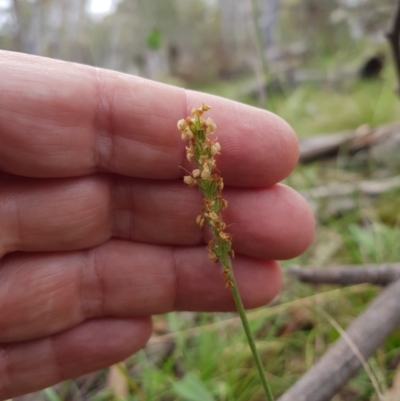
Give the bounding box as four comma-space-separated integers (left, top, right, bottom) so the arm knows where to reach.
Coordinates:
0, 50, 314, 398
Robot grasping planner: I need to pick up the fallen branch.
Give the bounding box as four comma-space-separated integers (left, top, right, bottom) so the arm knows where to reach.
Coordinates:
277, 279, 400, 401
301, 175, 400, 199
299, 122, 400, 163
299, 130, 355, 163
286, 263, 400, 286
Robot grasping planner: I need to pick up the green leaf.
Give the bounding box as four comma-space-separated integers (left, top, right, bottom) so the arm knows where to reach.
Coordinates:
172, 372, 215, 401
43, 388, 62, 401
146, 28, 162, 50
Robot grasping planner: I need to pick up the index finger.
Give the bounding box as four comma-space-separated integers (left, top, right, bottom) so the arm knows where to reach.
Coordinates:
0, 51, 298, 186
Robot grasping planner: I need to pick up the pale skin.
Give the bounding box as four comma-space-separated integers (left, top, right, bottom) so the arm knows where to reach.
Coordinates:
0, 50, 315, 398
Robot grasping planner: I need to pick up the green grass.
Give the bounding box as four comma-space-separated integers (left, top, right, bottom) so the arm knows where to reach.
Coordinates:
268, 77, 400, 137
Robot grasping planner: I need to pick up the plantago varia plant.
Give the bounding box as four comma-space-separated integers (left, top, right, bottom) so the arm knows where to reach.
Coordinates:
177, 104, 274, 401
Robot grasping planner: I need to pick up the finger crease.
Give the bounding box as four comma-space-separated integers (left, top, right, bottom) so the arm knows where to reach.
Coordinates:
0, 346, 12, 399
90, 248, 106, 317
108, 174, 119, 239
92, 67, 116, 172
48, 336, 63, 384
170, 246, 180, 310
0, 193, 22, 256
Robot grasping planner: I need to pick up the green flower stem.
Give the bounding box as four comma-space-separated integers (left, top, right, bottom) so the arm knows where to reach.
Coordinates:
178, 104, 274, 400
219, 252, 275, 401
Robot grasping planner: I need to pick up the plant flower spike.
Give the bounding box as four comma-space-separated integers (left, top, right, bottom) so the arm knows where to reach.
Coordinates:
178, 104, 274, 401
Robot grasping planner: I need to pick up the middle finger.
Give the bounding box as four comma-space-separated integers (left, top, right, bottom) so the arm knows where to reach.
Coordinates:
0, 240, 281, 342
0, 173, 314, 260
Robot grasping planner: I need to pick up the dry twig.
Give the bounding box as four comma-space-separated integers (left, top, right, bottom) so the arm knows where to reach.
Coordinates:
286, 263, 400, 286
299, 122, 400, 163
277, 279, 400, 401
301, 175, 400, 200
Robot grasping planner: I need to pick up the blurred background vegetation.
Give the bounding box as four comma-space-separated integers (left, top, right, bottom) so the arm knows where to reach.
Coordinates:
2, 0, 399, 133
3, 0, 400, 400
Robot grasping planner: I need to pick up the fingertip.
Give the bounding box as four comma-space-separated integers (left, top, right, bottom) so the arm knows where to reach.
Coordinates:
185, 92, 300, 187
281, 189, 316, 260
0, 317, 154, 398
237, 259, 282, 309
101, 317, 153, 355
230, 107, 300, 186
56, 317, 153, 373
271, 115, 299, 182
223, 184, 315, 260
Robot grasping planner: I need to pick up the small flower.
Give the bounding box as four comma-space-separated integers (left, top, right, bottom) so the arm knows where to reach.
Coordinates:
208, 250, 219, 263
215, 176, 224, 190
196, 214, 205, 227
220, 198, 228, 210
205, 211, 219, 222
205, 117, 216, 134
214, 220, 226, 231
204, 198, 215, 209
223, 268, 234, 287
199, 154, 208, 163
191, 107, 204, 117
192, 169, 201, 178
211, 142, 221, 156
183, 175, 197, 186
177, 119, 187, 131
186, 145, 195, 161
191, 103, 211, 118
201, 164, 211, 179
181, 126, 194, 140
208, 158, 216, 168
201, 103, 211, 112
219, 231, 232, 242
206, 240, 219, 262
